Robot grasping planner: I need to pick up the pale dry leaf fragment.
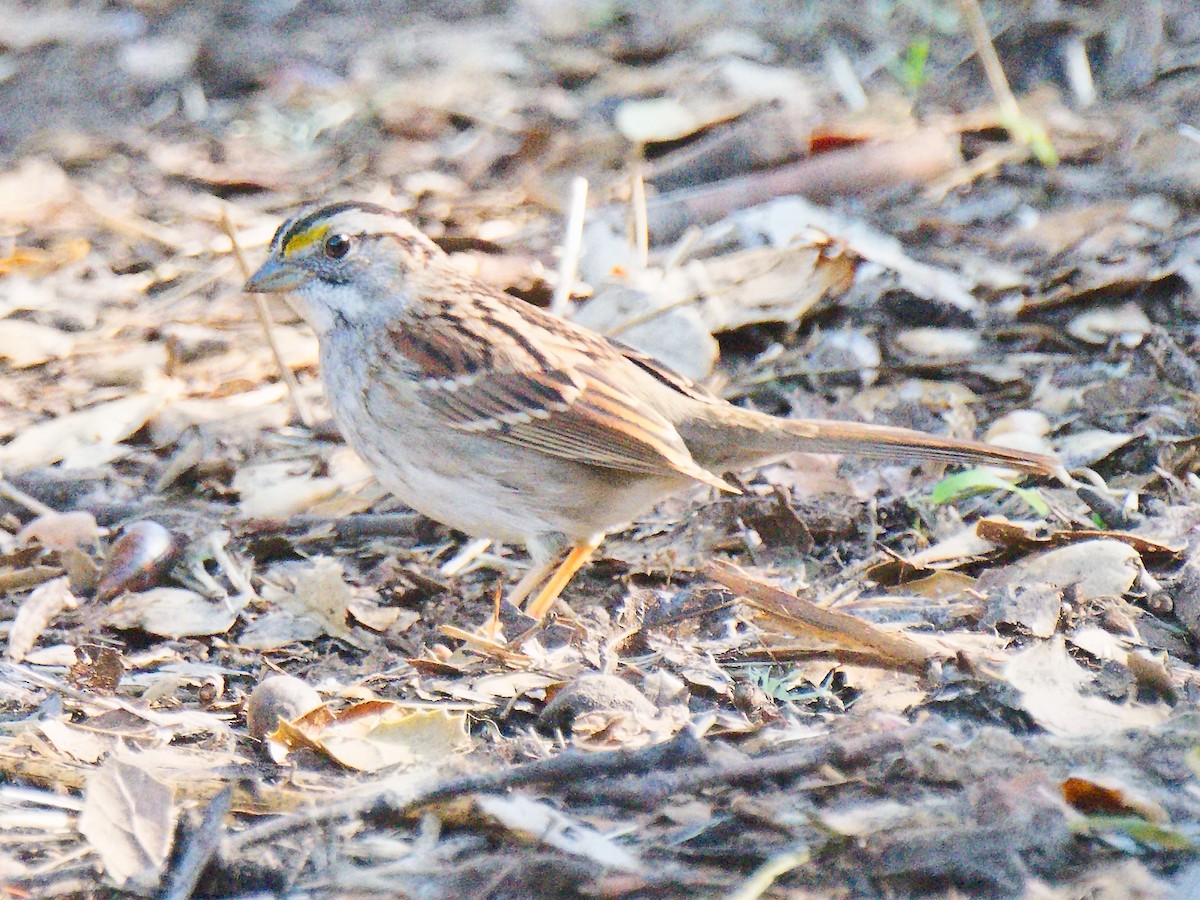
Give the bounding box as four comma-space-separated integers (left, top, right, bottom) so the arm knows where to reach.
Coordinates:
474, 793, 643, 873
0, 392, 167, 473
1055, 429, 1135, 469
104, 587, 248, 639
0, 157, 71, 221
688, 238, 856, 332
1014, 539, 1140, 600
980, 539, 1139, 637
237, 474, 340, 519
148, 383, 290, 447
615, 97, 701, 143
0, 319, 75, 368
747, 197, 980, 312
892, 327, 981, 363
268, 702, 471, 772
17, 511, 101, 552
78, 756, 178, 892
39, 717, 108, 763
1067, 302, 1153, 347
240, 559, 362, 650
8, 577, 79, 662
348, 597, 419, 632
1004, 637, 1168, 738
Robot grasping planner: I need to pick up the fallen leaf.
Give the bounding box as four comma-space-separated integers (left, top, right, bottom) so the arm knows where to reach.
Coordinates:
0, 392, 168, 473
268, 701, 471, 772
0, 318, 75, 367
7, 577, 80, 662
1004, 637, 1168, 737
78, 756, 177, 891
104, 587, 248, 638
241, 559, 361, 650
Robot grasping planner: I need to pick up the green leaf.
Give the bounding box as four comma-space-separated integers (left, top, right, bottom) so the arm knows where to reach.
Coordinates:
1071, 815, 1196, 852
929, 468, 1050, 516
997, 105, 1059, 167
901, 39, 931, 91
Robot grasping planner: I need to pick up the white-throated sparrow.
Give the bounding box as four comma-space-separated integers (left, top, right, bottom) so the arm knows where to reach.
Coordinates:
246, 201, 1058, 619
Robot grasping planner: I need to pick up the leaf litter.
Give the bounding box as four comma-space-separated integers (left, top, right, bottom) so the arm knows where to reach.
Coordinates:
2, 1, 1200, 897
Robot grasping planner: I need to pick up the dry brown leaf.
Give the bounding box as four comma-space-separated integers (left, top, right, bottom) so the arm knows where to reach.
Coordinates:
7, 577, 80, 662
104, 588, 248, 639
268, 701, 471, 772
1062, 775, 1169, 822
78, 756, 177, 891
1004, 638, 1168, 738
0, 391, 168, 473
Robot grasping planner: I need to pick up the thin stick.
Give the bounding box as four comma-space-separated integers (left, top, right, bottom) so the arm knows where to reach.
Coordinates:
549, 176, 588, 316
706, 560, 932, 672
0, 477, 56, 517
958, 0, 1057, 165
220, 208, 315, 427
631, 150, 649, 267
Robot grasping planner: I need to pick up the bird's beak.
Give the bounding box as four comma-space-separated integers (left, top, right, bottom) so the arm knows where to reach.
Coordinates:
244, 256, 309, 293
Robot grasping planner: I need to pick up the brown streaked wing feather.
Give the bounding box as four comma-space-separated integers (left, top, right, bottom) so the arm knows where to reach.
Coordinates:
384, 285, 733, 490
608, 339, 722, 406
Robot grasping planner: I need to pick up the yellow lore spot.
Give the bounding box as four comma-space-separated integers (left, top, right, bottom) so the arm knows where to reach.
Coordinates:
283, 223, 329, 256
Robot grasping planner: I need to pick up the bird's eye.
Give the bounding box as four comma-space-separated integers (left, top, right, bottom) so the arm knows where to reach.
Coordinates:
323, 234, 352, 260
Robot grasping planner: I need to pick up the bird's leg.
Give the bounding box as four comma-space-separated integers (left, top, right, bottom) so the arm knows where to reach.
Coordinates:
524, 534, 603, 621
507, 553, 562, 609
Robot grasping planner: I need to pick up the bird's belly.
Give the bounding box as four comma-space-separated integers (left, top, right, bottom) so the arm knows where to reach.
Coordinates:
339, 406, 682, 543
319, 339, 695, 544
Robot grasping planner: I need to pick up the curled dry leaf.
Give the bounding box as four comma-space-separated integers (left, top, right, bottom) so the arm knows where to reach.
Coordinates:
267, 700, 472, 772
7, 576, 79, 662
892, 327, 981, 364
687, 235, 856, 333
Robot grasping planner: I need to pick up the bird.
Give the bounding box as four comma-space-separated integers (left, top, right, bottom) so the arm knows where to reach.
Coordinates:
245, 200, 1059, 620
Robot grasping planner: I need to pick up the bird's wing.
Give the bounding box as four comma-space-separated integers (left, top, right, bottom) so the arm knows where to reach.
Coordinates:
375, 283, 732, 490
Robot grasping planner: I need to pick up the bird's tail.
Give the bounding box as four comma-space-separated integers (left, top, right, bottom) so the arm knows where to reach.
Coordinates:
686, 409, 1059, 476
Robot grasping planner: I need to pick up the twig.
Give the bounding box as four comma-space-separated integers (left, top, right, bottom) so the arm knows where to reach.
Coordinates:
958, 0, 1058, 165
705, 560, 932, 672
440, 537, 493, 577
220, 207, 315, 427
631, 151, 649, 267
824, 44, 868, 111
162, 785, 232, 900
568, 722, 928, 807
549, 176, 588, 317
227, 730, 707, 851
726, 847, 811, 900
0, 476, 56, 517
437, 624, 531, 665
